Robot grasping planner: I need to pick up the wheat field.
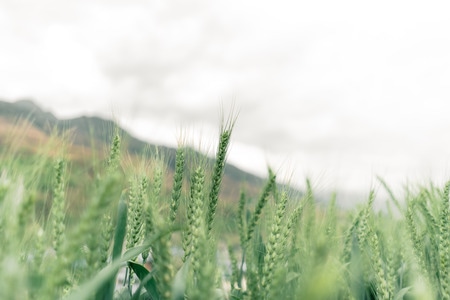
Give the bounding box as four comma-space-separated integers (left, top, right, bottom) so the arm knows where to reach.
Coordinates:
0, 117, 447, 300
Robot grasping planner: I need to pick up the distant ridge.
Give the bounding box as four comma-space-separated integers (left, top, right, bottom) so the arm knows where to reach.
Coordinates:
0, 99, 265, 186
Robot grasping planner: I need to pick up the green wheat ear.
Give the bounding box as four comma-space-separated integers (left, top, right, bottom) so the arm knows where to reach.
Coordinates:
207, 119, 234, 235
50, 158, 66, 253
152, 224, 175, 300
126, 176, 146, 252
184, 166, 206, 262
106, 132, 121, 173
187, 166, 216, 299
41, 174, 121, 299
246, 168, 276, 244
439, 181, 450, 299
237, 190, 247, 249
262, 191, 288, 298
170, 147, 185, 224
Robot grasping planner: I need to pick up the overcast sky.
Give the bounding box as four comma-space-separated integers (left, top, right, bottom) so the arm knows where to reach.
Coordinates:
2, 0, 450, 203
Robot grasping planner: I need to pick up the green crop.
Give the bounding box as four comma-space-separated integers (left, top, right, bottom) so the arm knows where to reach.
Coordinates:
0, 114, 449, 300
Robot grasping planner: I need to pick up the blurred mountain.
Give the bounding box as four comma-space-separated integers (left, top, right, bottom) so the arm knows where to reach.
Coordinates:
0, 99, 280, 204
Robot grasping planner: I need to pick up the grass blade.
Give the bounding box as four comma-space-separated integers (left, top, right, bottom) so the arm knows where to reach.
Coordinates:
128, 260, 159, 300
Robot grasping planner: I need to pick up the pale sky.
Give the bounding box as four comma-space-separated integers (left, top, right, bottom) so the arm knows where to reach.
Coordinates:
2, 0, 450, 203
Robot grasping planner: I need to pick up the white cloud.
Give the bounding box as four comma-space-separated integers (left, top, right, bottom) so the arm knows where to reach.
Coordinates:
2, 0, 450, 200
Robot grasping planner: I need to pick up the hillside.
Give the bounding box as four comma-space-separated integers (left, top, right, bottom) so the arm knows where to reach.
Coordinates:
0, 99, 263, 180
0, 99, 276, 217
